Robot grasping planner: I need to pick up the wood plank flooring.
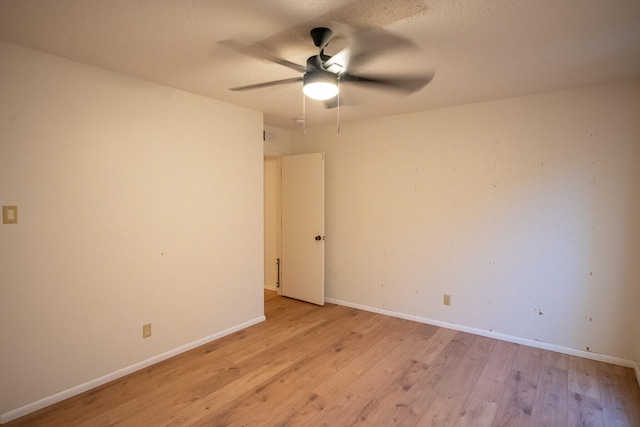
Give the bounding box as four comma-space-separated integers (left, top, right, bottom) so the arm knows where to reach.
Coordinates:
4, 290, 640, 426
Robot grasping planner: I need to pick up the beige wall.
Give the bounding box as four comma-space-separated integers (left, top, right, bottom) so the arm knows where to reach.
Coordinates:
633, 115, 640, 372
290, 80, 640, 366
0, 42, 264, 419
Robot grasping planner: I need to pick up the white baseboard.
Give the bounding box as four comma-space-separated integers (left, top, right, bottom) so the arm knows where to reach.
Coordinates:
0, 315, 266, 424
264, 285, 278, 292
325, 297, 640, 385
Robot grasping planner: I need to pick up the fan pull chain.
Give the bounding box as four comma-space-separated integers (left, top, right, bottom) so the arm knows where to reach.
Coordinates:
337, 76, 341, 133
302, 90, 306, 136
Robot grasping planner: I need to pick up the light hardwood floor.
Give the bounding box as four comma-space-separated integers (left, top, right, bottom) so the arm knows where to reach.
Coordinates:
4, 290, 640, 426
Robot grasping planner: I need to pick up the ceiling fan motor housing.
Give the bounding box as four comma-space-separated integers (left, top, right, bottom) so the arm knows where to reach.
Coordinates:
307, 54, 331, 71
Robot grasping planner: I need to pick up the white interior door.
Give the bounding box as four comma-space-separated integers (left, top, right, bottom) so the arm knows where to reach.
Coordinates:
281, 152, 325, 305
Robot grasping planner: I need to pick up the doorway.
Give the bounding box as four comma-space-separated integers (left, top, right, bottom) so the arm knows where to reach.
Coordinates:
263, 156, 281, 293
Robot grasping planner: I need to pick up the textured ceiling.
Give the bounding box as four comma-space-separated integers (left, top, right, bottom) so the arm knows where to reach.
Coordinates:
1, 0, 640, 130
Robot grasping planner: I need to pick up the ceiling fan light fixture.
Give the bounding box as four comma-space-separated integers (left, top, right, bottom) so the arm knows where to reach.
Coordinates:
303, 71, 339, 100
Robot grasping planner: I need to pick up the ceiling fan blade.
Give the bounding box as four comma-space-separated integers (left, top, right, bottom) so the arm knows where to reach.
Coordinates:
324, 95, 342, 109
323, 48, 349, 74
340, 71, 435, 93
324, 29, 417, 72
218, 40, 307, 74
324, 97, 337, 109
230, 77, 303, 92
324, 96, 359, 109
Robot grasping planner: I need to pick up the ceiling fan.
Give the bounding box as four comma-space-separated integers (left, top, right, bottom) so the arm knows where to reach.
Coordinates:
228, 27, 435, 106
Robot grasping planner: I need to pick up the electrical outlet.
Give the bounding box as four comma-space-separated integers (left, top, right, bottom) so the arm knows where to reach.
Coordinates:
142, 323, 151, 338
444, 294, 451, 306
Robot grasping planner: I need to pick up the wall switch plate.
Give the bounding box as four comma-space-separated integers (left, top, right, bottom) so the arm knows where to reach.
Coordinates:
143, 323, 152, 338
444, 294, 451, 306
3, 206, 17, 224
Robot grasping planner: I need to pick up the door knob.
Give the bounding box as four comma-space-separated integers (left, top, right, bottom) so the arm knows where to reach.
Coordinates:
315, 235, 323, 241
